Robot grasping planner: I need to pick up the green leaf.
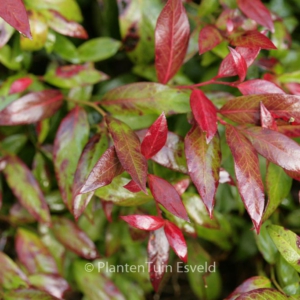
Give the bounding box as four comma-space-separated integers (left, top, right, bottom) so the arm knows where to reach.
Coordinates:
278, 71, 300, 83
101, 82, 191, 117
0, 134, 27, 154
0, 45, 21, 70
0, 251, 28, 290
3, 289, 59, 300
32, 152, 52, 193
234, 288, 287, 299
276, 255, 300, 289
53, 106, 89, 211
0, 93, 20, 111
267, 224, 300, 272
78, 38, 121, 62
3, 155, 51, 225
263, 163, 292, 221
52, 34, 79, 63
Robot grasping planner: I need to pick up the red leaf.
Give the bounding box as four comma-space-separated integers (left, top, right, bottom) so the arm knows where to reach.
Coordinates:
9, 77, 33, 94
237, 0, 274, 32
286, 82, 300, 95
237, 79, 285, 95
141, 113, 168, 159
56, 65, 86, 78
260, 102, 277, 130
102, 200, 113, 222
0, 90, 63, 125
218, 47, 260, 78
155, 0, 190, 84
0, 0, 31, 38
123, 180, 142, 193
47, 10, 88, 39
277, 125, 300, 138
173, 178, 190, 195
233, 288, 287, 299
190, 89, 217, 143
106, 116, 148, 192
148, 174, 189, 221
228, 47, 247, 82
225, 125, 264, 233
229, 30, 276, 49
184, 125, 221, 216
242, 126, 300, 172
147, 228, 170, 292
79, 146, 123, 194
220, 94, 300, 125
164, 221, 187, 263
198, 25, 223, 54
120, 215, 165, 231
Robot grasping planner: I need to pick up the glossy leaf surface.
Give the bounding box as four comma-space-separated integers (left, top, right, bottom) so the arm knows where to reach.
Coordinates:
3, 155, 51, 225
260, 102, 277, 130
148, 174, 189, 221
238, 79, 285, 95
226, 125, 264, 232
0, 90, 63, 125
53, 107, 89, 211
155, 0, 190, 84
185, 126, 221, 216
147, 228, 170, 292
123, 180, 142, 193
228, 47, 247, 82
120, 215, 165, 231
141, 112, 168, 159
164, 221, 187, 263
9, 77, 33, 94
190, 89, 217, 143
198, 25, 223, 54
106, 116, 147, 192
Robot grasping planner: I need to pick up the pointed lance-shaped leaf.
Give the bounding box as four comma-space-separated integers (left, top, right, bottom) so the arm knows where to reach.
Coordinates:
237, 0, 274, 32
190, 89, 217, 143
3, 155, 51, 225
0, 90, 63, 126
72, 133, 109, 219
141, 112, 168, 159
106, 116, 147, 192
229, 30, 276, 49
155, 0, 190, 84
120, 215, 165, 231
147, 228, 170, 292
238, 79, 285, 95
225, 125, 264, 233
228, 47, 247, 82
9, 77, 33, 94
53, 107, 89, 212
15, 228, 58, 275
0, 0, 31, 38
184, 125, 221, 217
148, 174, 189, 221
123, 180, 142, 193
218, 47, 260, 78
220, 94, 300, 125
52, 217, 99, 260
260, 102, 277, 130
198, 25, 223, 54
242, 126, 300, 172
164, 221, 187, 263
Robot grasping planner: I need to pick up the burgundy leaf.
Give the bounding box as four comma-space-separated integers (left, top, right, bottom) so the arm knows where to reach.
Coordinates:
184, 125, 221, 216
260, 102, 277, 130
229, 30, 276, 49
155, 0, 190, 84
164, 221, 187, 263
123, 180, 142, 193
190, 89, 217, 143
198, 25, 223, 54
218, 47, 260, 78
80, 146, 123, 194
9, 77, 33, 94
228, 47, 247, 82
106, 116, 147, 192
277, 125, 300, 138
0, 0, 31, 38
237, 0, 274, 32
238, 79, 285, 95
242, 126, 300, 172
141, 112, 168, 159
147, 228, 170, 292
3, 155, 51, 225
173, 178, 190, 195
225, 125, 264, 233
56, 65, 86, 78
120, 215, 165, 231
148, 174, 189, 221
102, 200, 113, 222
286, 82, 300, 95
47, 9, 88, 39
0, 90, 63, 125
15, 228, 58, 275
52, 217, 99, 260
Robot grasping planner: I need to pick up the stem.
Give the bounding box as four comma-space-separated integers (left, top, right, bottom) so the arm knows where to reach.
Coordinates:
270, 266, 284, 293
217, 116, 227, 126
65, 97, 107, 117
155, 201, 162, 218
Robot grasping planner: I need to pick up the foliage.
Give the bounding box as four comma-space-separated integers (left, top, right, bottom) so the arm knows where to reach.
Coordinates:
0, 0, 300, 299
